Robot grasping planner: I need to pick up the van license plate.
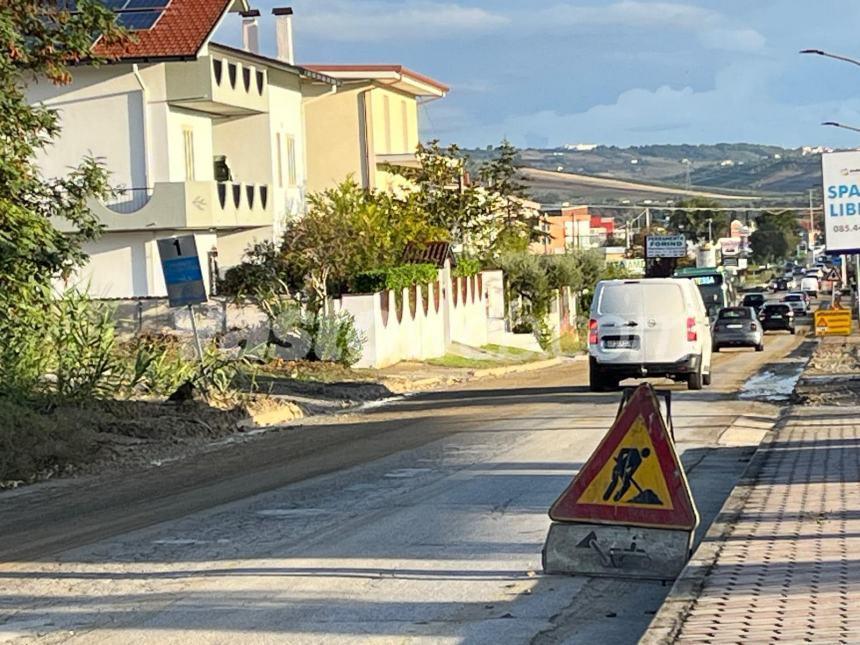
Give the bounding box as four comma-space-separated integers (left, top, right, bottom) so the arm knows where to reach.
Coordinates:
727, 324, 742, 329
771, 315, 782, 319
604, 338, 635, 349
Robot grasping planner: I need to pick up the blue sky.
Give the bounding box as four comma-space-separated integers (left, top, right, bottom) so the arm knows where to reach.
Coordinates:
215, 1, 860, 149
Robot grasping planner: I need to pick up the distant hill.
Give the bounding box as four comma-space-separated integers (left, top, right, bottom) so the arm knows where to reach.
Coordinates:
465, 143, 825, 206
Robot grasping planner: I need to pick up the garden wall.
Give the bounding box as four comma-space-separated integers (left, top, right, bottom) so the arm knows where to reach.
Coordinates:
336, 267, 492, 368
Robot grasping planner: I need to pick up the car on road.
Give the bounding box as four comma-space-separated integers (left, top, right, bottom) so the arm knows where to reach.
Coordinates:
769, 277, 788, 292
741, 292, 766, 312
783, 292, 809, 315
712, 306, 764, 352
801, 274, 819, 298
759, 303, 796, 335
588, 278, 713, 392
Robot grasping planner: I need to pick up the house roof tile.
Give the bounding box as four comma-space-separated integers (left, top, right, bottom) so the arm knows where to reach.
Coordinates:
93, 0, 235, 61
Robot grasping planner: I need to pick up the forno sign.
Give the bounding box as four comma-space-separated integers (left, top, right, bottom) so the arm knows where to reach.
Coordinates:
822, 150, 860, 253
646, 234, 686, 258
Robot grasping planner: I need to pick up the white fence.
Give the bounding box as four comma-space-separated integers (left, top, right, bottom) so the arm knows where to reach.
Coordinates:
336, 266, 491, 368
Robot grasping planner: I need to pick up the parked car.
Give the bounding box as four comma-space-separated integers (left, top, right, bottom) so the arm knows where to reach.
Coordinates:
712, 307, 764, 352
783, 292, 809, 315
759, 303, 796, 335
588, 278, 713, 392
801, 275, 819, 298
742, 292, 766, 312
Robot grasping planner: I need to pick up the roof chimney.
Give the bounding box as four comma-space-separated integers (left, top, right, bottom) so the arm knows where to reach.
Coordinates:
241, 10, 260, 54
273, 7, 294, 65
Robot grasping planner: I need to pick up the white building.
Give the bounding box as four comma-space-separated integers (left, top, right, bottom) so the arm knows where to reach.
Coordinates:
31, 1, 337, 298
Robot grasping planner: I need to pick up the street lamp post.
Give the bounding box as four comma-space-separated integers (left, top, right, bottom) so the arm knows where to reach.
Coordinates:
802, 47, 860, 315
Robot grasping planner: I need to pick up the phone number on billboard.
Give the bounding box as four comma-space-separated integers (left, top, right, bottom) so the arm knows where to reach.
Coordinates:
832, 224, 860, 233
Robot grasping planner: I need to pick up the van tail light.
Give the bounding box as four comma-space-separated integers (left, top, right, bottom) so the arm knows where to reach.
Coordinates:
750, 322, 758, 331
686, 317, 697, 342
588, 319, 598, 345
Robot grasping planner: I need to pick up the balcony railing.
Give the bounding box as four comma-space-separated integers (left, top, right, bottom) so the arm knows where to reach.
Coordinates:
65, 181, 275, 233
166, 55, 268, 115
103, 187, 153, 214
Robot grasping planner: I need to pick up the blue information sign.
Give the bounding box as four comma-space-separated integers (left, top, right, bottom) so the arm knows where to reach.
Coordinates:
156, 235, 208, 308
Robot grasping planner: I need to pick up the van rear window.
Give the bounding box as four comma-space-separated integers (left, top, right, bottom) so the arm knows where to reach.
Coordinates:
598, 283, 684, 316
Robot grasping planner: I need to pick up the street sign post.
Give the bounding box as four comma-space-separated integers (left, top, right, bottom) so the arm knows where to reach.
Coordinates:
543, 383, 698, 580
156, 235, 207, 363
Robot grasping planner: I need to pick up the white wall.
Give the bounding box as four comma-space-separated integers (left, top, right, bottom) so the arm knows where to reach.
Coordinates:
267, 73, 307, 238
65, 231, 217, 299
166, 107, 215, 182
338, 270, 492, 368
28, 64, 167, 189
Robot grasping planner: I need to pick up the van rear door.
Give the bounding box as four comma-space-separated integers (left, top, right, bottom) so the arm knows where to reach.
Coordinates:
641, 281, 688, 365
594, 282, 645, 365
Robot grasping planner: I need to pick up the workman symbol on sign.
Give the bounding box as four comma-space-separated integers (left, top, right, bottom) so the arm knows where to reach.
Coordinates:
602, 447, 663, 505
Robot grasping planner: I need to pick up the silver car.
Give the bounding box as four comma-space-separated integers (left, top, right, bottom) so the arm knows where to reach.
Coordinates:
712, 306, 764, 352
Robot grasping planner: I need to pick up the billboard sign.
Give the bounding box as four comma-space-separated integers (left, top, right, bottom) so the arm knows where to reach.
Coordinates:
646, 234, 687, 258
718, 237, 740, 256
822, 150, 860, 253
730, 220, 744, 239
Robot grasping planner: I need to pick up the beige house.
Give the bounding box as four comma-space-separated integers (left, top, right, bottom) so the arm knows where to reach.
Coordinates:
302, 65, 448, 193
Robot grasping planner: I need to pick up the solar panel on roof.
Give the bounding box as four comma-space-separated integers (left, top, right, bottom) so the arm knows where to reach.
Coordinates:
115, 9, 162, 30
50, 0, 170, 32
123, 0, 170, 9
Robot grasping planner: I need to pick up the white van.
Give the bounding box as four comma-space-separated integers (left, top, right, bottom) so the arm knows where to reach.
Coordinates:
801, 275, 819, 298
588, 278, 713, 392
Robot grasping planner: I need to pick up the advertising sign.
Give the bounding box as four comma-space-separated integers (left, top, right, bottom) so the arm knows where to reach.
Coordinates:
646, 234, 686, 258
730, 219, 744, 239
718, 238, 740, 256
822, 150, 860, 253
156, 235, 208, 308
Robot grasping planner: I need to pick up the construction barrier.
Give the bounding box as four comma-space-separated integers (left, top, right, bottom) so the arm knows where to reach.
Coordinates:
814, 309, 852, 337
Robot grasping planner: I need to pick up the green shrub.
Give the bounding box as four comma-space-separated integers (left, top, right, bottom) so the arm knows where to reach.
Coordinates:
124, 334, 197, 396
350, 263, 438, 294
49, 290, 123, 401
453, 257, 481, 278
314, 310, 366, 366
350, 269, 388, 294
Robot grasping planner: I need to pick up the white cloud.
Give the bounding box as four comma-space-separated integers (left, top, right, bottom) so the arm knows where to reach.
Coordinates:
531, 2, 766, 53
431, 61, 860, 148
293, 1, 510, 42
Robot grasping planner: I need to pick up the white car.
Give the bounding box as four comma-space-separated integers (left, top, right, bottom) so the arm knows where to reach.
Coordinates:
588, 278, 713, 392
783, 292, 809, 315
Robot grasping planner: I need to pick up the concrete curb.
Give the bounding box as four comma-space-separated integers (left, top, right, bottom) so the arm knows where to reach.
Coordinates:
639, 417, 786, 644
469, 356, 567, 380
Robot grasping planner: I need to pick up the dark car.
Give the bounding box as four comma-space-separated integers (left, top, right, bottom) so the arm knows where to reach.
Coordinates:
770, 278, 788, 292
713, 306, 764, 352
759, 303, 795, 334
742, 293, 766, 312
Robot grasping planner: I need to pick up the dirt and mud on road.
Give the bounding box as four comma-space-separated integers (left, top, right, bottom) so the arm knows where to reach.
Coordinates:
794, 335, 860, 406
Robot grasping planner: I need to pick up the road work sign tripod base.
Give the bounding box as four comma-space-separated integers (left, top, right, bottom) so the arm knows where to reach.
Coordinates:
542, 383, 698, 581
542, 522, 692, 580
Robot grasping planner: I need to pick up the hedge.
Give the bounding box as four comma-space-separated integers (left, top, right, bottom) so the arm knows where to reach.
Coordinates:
452, 257, 481, 278
350, 263, 439, 294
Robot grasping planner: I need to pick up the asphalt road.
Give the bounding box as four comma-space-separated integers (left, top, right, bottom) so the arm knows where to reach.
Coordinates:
0, 329, 813, 644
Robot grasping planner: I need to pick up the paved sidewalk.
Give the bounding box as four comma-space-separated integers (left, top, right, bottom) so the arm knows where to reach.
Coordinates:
644, 407, 860, 644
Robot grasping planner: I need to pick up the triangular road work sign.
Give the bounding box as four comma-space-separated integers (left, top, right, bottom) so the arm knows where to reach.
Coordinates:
549, 383, 698, 531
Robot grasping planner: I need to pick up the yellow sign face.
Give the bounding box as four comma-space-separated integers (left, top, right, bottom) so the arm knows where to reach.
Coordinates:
815, 309, 852, 336
576, 416, 674, 509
